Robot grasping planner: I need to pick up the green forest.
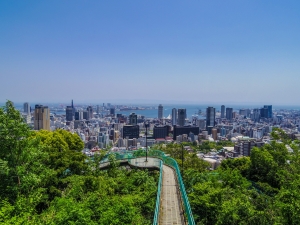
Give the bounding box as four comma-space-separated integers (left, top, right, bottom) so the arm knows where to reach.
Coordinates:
157, 130, 300, 225
1, 101, 300, 225
0, 102, 158, 224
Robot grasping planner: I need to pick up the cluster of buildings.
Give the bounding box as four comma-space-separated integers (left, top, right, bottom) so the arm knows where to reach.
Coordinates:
20, 101, 300, 159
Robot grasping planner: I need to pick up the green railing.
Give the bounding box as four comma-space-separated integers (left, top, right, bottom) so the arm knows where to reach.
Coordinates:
152, 160, 163, 225
99, 149, 195, 225
146, 149, 195, 225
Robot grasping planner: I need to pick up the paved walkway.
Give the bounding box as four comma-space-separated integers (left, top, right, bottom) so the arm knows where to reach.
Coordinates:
99, 156, 185, 224
159, 165, 185, 225
129, 157, 161, 168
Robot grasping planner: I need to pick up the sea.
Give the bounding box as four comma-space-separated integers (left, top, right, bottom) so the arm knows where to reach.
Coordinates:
115, 104, 300, 119
3, 103, 300, 120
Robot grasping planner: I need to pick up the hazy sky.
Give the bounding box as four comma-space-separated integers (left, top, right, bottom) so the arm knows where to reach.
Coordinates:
1, 1, 300, 105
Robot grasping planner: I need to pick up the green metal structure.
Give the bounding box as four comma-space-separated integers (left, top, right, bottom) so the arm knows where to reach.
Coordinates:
100, 149, 195, 225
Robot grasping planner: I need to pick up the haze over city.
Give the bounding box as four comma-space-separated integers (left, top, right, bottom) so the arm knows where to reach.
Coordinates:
1, 1, 300, 105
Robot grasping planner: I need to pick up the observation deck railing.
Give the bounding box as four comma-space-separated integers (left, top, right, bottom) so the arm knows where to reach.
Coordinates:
99, 149, 195, 225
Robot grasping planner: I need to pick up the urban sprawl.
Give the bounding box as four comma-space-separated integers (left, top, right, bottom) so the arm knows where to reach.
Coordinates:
20, 102, 300, 169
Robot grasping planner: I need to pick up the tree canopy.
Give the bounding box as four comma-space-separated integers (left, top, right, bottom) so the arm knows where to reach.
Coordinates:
0, 101, 158, 224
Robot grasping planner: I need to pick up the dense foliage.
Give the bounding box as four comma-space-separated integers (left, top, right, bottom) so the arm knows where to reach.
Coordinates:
157, 132, 300, 224
0, 101, 158, 224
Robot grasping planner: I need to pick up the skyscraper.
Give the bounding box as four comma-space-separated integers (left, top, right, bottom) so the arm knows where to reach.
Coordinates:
260, 107, 268, 118
110, 107, 115, 116
177, 108, 186, 126
226, 107, 233, 121
71, 99, 75, 114
158, 104, 163, 119
206, 107, 215, 130
264, 105, 272, 118
129, 113, 137, 125
221, 105, 225, 118
172, 108, 177, 125
34, 105, 50, 131
87, 106, 93, 119
23, 102, 30, 114
66, 106, 74, 121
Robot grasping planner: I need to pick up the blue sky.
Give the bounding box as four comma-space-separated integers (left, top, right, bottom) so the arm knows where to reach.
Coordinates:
1, 1, 300, 105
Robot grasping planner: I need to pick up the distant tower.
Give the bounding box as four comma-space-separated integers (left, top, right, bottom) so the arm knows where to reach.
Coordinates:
71, 99, 75, 115
253, 108, 260, 122
221, 105, 225, 118
264, 105, 272, 118
158, 104, 163, 119
110, 108, 115, 117
34, 105, 50, 131
172, 108, 177, 126
206, 107, 215, 130
87, 106, 93, 119
177, 108, 186, 126
129, 113, 138, 125
23, 102, 30, 114
66, 106, 74, 121
226, 107, 233, 121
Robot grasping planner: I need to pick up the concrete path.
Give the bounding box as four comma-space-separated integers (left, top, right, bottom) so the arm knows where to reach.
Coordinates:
129, 157, 161, 169
99, 156, 185, 224
159, 165, 185, 225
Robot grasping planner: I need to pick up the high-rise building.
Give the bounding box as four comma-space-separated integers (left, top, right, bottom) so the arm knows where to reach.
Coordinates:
260, 107, 268, 118
212, 128, 218, 140
66, 106, 74, 121
206, 107, 215, 130
71, 99, 76, 115
252, 108, 260, 122
75, 111, 83, 120
158, 104, 163, 119
264, 105, 272, 118
129, 113, 137, 125
221, 105, 225, 118
87, 106, 93, 119
177, 108, 186, 126
172, 108, 177, 126
23, 102, 30, 114
34, 104, 50, 131
226, 108, 233, 121
110, 108, 115, 117
83, 111, 89, 120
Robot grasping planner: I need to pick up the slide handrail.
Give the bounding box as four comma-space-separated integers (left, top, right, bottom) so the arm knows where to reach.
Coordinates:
99, 149, 195, 225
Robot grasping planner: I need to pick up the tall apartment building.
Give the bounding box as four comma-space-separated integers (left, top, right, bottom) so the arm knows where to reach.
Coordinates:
66, 106, 74, 121
110, 108, 115, 117
177, 108, 186, 126
87, 106, 93, 119
206, 107, 215, 132
34, 104, 50, 131
129, 113, 138, 125
23, 102, 30, 114
221, 105, 225, 118
263, 105, 273, 118
172, 108, 177, 126
158, 104, 163, 119
226, 107, 233, 121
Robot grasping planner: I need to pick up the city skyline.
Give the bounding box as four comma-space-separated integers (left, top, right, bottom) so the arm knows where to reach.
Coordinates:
1, 1, 300, 104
